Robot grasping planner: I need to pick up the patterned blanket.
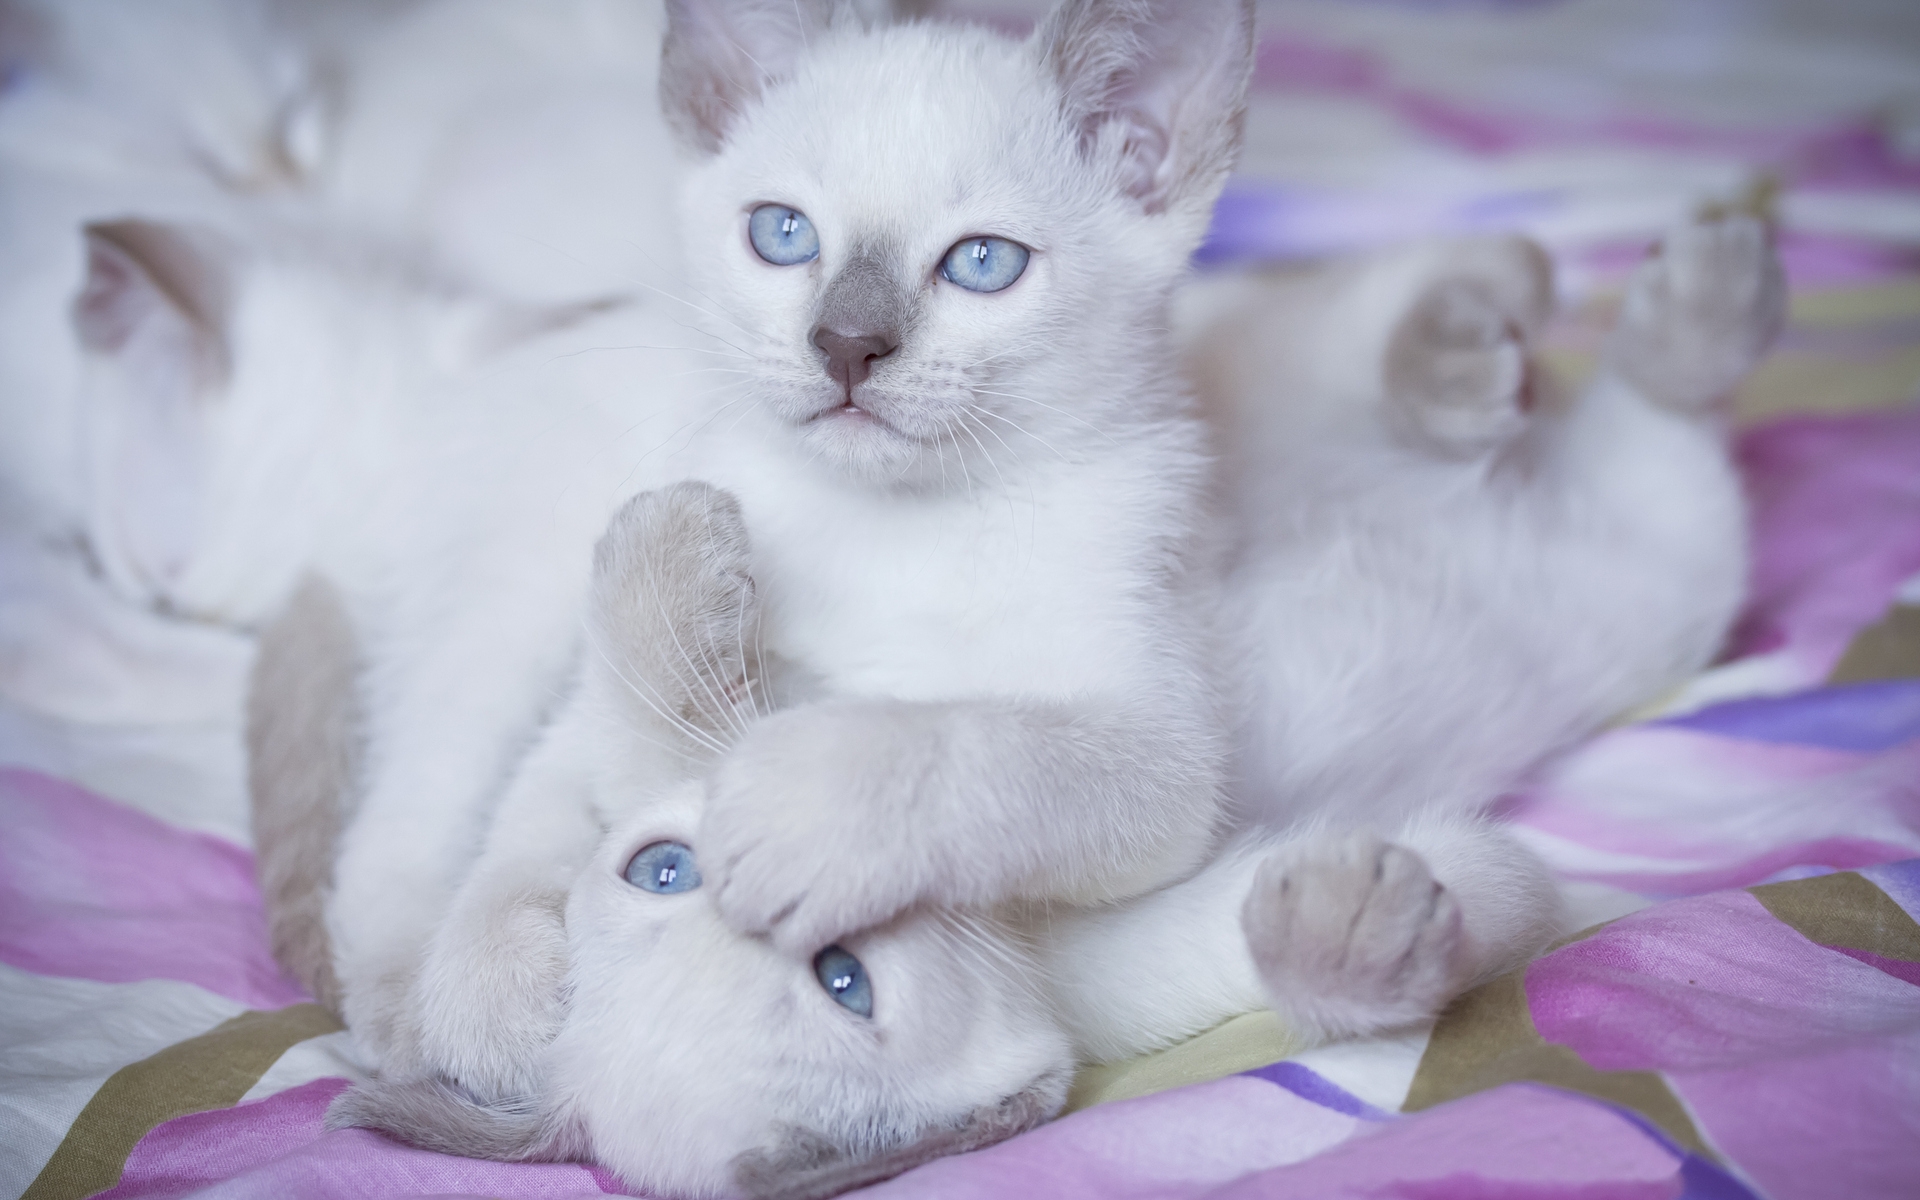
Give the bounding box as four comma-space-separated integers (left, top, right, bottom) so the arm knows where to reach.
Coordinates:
4, 1, 1919, 1197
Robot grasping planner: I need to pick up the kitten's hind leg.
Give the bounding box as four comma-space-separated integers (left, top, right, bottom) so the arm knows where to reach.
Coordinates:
1240, 816, 1562, 1043
1607, 215, 1787, 413
1378, 236, 1555, 457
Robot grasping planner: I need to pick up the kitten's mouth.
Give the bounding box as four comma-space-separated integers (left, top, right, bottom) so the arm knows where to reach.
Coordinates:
809, 397, 900, 436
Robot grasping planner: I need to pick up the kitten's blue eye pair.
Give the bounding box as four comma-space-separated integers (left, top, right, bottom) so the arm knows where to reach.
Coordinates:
623, 841, 701, 894
813, 945, 873, 1018
620, 842, 874, 1019
746, 203, 1029, 293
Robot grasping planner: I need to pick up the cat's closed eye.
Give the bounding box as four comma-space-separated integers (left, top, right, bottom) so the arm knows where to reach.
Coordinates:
624, 841, 702, 893
940, 236, 1028, 293
813, 944, 873, 1017
748, 204, 820, 266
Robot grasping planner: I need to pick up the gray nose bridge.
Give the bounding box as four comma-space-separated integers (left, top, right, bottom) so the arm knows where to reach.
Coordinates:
815, 250, 914, 343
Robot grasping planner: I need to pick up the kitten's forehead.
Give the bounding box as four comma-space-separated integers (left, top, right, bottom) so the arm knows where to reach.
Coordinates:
727, 24, 1070, 244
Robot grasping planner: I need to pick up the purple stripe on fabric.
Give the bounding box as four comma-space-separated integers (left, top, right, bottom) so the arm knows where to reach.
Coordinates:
1674, 1038, 1920, 1200
1195, 184, 1564, 264
1197, 1084, 1692, 1200
1556, 837, 1919, 898
1582, 231, 1920, 290
1249, 30, 1920, 189
1860, 858, 1920, 922
1680, 1155, 1764, 1200
1660, 681, 1920, 753
1594, 1103, 1760, 1200
1528, 888, 1920, 1072
92, 1077, 619, 1200
1525, 888, 1920, 1200
1728, 408, 1920, 677
857, 1075, 1361, 1199
0, 768, 307, 1008
1825, 944, 1920, 987
1239, 1061, 1391, 1121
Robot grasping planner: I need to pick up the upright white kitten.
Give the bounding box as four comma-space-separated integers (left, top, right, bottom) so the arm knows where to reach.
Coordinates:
387, 0, 1256, 1105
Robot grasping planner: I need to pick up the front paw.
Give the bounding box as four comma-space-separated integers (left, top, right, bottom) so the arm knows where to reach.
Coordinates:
1241, 833, 1467, 1042
404, 884, 569, 1100
591, 480, 760, 738
1609, 214, 1786, 411
699, 705, 931, 955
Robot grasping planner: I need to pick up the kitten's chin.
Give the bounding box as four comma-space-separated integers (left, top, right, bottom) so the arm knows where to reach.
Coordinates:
794, 406, 932, 485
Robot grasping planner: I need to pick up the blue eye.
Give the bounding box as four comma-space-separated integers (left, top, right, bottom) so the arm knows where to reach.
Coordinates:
812, 945, 872, 1018
940, 236, 1029, 293
748, 204, 820, 266
623, 841, 701, 894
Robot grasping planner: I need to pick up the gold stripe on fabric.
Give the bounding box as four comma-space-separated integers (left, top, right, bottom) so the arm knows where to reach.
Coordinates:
22, 1002, 343, 1200
1064, 1009, 1304, 1113
1404, 969, 1714, 1157
1751, 870, 1920, 963
1829, 605, 1920, 684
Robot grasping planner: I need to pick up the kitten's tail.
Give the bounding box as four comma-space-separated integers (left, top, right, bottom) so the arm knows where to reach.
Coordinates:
247, 573, 362, 1014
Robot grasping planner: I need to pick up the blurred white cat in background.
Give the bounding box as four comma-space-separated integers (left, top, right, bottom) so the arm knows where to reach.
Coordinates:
0, 0, 1781, 1195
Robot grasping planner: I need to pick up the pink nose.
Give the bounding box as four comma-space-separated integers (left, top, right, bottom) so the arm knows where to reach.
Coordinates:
810, 326, 898, 391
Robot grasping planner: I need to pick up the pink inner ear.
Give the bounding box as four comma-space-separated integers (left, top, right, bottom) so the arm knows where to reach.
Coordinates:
1114, 111, 1174, 206
74, 231, 218, 595
75, 239, 159, 354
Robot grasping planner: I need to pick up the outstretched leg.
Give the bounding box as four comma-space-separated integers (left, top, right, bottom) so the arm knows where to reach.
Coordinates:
1239, 815, 1561, 1042
1040, 811, 1560, 1058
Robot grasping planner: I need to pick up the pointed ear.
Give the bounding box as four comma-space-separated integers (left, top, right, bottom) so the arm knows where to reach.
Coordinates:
72, 220, 234, 598
74, 219, 231, 379
658, 0, 842, 154
1039, 0, 1255, 218
327, 1076, 582, 1162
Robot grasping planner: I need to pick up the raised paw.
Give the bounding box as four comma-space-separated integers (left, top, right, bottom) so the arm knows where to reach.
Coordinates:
1241, 833, 1467, 1041
589, 480, 759, 743
1382, 235, 1554, 457
1608, 214, 1786, 412
699, 703, 934, 956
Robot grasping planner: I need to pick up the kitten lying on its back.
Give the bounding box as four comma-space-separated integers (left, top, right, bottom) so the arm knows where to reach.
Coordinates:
1185, 214, 1782, 1040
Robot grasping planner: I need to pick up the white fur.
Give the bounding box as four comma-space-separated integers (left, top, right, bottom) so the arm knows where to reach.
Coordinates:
15, 0, 1786, 1189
